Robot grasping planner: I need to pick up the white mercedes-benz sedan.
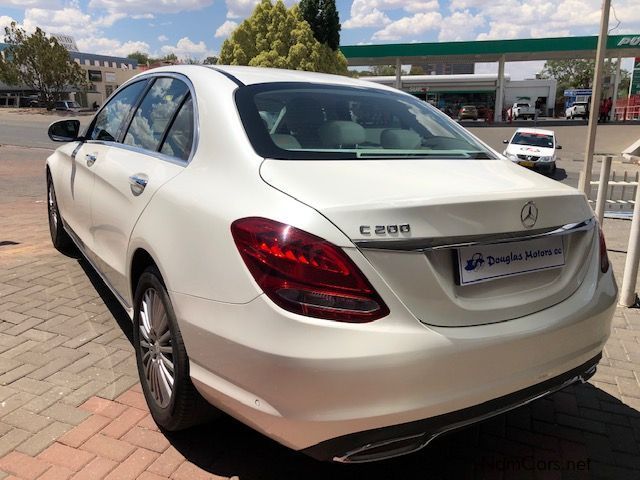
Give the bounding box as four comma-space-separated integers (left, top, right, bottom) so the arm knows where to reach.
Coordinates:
45, 65, 617, 463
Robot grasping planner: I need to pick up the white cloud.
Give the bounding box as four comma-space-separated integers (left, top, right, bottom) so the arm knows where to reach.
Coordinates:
76, 36, 151, 57
157, 34, 168, 42
372, 11, 442, 41
344, 0, 438, 29
214, 20, 238, 38
476, 22, 526, 40
0, 15, 17, 31
0, 0, 60, 7
23, 7, 92, 35
88, 0, 213, 15
344, 9, 391, 29
160, 36, 212, 60
225, 0, 259, 19
438, 10, 484, 41
224, 0, 295, 19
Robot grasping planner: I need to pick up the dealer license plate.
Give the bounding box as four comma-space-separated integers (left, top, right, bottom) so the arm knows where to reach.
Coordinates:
457, 236, 565, 285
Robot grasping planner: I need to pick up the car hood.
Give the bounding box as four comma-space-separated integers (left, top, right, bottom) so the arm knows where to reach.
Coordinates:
505, 145, 555, 157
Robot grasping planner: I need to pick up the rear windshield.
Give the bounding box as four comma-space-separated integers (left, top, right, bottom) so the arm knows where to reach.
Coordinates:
235, 83, 496, 160
511, 132, 554, 148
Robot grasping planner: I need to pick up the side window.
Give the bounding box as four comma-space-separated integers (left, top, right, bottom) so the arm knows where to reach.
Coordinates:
124, 78, 189, 152
89, 81, 147, 142
160, 96, 194, 161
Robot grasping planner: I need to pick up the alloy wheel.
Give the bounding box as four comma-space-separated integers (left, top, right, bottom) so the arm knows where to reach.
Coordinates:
48, 182, 58, 231
138, 288, 175, 408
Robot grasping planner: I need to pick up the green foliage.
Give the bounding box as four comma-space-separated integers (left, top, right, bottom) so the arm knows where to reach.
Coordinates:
409, 65, 425, 75
219, 0, 347, 74
369, 65, 407, 76
540, 59, 631, 99
540, 59, 596, 91
0, 22, 88, 108
162, 53, 178, 63
127, 51, 150, 65
203, 56, 219, 65
299, 0, 341, 51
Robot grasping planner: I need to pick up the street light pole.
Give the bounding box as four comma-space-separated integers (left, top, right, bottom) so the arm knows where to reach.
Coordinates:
578, 0, 611, 195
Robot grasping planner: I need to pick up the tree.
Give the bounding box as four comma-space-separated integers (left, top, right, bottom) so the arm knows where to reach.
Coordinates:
540, 59, 631, 99
127, 51, 150, 66
0, 22, 87, 109
161, 53, 178, 64
203, 56, 219, 65
540, 59, 596, 91
369, 65, 407, 76
409, 65, 425, 75
219, 0, 347, 74
299, 0, 341, 51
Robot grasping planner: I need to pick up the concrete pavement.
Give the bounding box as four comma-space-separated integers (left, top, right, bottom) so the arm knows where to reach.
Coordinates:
0, 136, 640, 478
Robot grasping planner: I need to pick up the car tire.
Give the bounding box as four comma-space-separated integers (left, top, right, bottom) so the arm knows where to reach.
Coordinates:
133, 266, 216, 431
47, 173, 74, 252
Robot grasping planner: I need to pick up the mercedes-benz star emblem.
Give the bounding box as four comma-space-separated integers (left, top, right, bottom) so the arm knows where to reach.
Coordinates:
520, 201, 538, 229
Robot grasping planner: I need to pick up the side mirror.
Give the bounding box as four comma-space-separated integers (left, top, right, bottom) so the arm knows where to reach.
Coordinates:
556, 145, 562, 150
502, 139, 509, 144
48, 119, 81, 142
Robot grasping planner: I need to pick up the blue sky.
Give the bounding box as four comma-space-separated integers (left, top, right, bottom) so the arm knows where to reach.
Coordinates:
1, 0, 639, 78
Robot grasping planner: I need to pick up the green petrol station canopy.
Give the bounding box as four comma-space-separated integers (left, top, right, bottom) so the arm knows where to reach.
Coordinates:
340, 34, 640, 66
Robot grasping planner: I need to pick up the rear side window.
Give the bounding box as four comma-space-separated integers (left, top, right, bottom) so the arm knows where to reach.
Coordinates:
124, 77, 189, 151
160, 96, 194, 161
89, 81, 147, 141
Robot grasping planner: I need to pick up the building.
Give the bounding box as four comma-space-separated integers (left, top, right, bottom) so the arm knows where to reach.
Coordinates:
69, 51, 138, 107
341, 34, 640, 122
362, 74, 557, 118
0, 43, 138, 108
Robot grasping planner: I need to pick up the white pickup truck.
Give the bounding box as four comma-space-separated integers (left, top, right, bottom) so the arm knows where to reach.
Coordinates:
565, 101, 589, 119
508, 102, 536, 120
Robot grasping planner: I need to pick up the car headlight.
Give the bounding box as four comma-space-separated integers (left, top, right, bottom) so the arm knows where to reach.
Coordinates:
538, 156, 553, 162
504, 152, 517, 160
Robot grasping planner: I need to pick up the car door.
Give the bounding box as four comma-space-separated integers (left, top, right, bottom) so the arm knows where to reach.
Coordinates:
65, 80, 149, 254
89, 75, 195, 303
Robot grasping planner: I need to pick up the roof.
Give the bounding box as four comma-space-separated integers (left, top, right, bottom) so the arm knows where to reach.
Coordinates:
132, 65, 402, 93
340, 34, 640, 66
207, 65, 395, 90
0, 43, 137, 68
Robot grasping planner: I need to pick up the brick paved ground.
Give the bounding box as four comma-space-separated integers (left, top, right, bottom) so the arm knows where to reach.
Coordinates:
1, 144, 639, 479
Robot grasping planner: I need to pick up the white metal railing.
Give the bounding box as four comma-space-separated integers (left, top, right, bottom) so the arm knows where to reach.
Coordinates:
588, 169, 640, 215
589, 156, 640, 306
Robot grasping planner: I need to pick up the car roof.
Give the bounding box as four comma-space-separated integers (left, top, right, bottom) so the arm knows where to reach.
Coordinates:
515, 128, 554, 136
135, 64, 401, 94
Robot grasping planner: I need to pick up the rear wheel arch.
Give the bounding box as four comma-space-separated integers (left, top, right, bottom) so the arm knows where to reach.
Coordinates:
130, 248, 159, 301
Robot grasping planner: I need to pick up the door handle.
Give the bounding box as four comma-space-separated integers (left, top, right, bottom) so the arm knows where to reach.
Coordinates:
86, 153, 97, 166
129, 174, 148, 196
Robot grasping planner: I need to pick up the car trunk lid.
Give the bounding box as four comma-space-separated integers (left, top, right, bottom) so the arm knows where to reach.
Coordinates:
260, 159, 596, 326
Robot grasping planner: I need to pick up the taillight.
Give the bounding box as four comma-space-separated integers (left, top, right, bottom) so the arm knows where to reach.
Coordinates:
231, 217, 389, 322
598, 225, 610, 273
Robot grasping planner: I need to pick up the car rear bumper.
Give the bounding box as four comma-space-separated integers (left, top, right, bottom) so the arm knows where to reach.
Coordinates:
302, 353, 600, 462
170, 247, 616, 459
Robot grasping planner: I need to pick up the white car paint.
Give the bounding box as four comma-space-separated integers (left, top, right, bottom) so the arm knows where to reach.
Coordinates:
46, 65, 616, 463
